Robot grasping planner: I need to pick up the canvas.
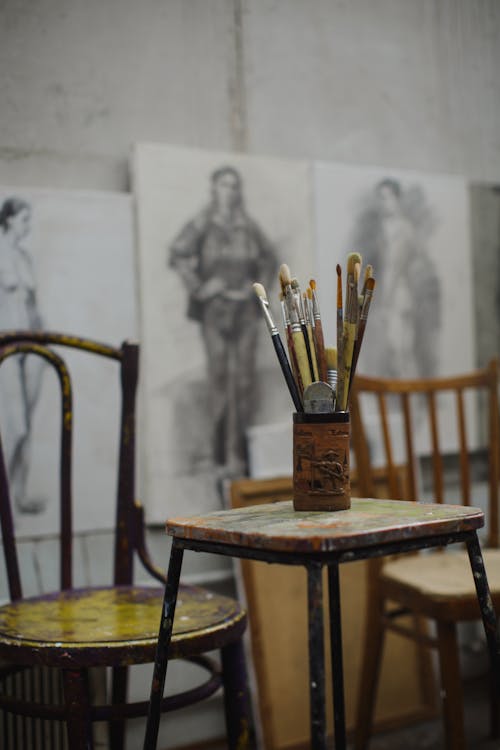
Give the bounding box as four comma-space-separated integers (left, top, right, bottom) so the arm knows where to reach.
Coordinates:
132, 143, 315, 521
313, 162, 475, 455
0, 187, 137, 536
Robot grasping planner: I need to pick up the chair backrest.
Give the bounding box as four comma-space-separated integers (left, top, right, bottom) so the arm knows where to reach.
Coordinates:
0, 331, 145, 601
350, 359, 500, 548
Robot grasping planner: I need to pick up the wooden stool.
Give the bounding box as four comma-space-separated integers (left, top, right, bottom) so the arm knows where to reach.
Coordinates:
143, 498, 500, 750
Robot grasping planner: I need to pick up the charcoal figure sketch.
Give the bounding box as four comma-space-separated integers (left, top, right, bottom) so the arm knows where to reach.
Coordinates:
350, 178, 441, 379
169, 165, 278, 482
0, 197, 46, 513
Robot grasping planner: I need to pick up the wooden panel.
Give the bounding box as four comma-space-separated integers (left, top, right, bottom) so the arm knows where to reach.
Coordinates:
229, 475, 437, 749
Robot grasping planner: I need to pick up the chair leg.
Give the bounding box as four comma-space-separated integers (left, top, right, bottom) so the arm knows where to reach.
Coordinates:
109, 665, 128, 750
436, 620, 465, 750
489, 668, 500, 739
221, 639, 254, 750
353, 594, 387, 750
62, 668, 94, 750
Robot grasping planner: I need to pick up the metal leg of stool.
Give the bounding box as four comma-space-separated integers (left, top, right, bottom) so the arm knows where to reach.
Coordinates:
466, 533, 500, 694
307, 562, 327, 750
328, 561, 346, 750
221, 638, 255, 749
143, 541, 184, 750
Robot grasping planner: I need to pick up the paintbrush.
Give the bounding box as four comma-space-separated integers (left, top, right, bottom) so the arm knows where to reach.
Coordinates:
358, 263, 373, 311
280, 266, 313, 389
351, 260, 361, 373
280, 290, 304, 395
309, 279, 328, 382
283, 286, 313, 390
253, 283, 303, 412
335, 263, 345, 410
339, 252, 362, 410
291, 277, 316, 383
348, 276, 376, 396
305, 288, 319, 381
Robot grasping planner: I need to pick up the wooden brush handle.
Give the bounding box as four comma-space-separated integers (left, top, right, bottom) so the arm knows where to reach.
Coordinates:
286, 325, 304, 395
300, 323, 316, 382
306, 324, 319, 381
292, 329, 313, 389
313, 319, 328, 382
273, 334, 303, 412
340, 321, 356, 410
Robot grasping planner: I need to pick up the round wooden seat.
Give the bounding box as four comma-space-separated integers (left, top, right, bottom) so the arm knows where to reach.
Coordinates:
0, 584, 246, 667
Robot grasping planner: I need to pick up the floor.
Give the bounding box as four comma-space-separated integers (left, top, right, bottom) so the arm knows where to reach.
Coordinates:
365, 674, 497, 750
204, 673, 498, 750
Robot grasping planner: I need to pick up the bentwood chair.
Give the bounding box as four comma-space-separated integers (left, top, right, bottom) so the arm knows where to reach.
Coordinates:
350, 359, 500, 750
0, 331, 250, 750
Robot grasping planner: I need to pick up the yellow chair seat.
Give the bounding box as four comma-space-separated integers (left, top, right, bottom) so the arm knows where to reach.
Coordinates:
0, 584, 246, 667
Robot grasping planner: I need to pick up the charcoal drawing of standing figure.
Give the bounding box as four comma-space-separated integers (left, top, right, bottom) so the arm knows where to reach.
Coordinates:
169, 166, 277, 481
351, 178, 441, 379
0, 197, 46, 513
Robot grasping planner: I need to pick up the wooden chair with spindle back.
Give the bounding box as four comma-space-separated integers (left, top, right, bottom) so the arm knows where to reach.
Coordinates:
350, 359, 500, 750
0, 331, 250, 750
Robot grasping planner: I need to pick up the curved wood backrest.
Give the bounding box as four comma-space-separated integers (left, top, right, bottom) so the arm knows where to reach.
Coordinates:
350, 359, 500, 547
0, 331, 141, 601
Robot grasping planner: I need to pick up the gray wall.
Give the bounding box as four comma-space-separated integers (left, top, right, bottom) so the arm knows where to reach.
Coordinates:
1, 0, 500, 191
1, 1, 499, 748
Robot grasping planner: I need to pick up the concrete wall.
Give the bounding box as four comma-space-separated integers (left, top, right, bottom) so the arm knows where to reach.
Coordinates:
1, 1, 499, 747
1, 0, 500, 190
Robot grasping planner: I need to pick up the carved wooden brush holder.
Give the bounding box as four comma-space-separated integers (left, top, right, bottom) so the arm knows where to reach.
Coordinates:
292, 411, 351, 511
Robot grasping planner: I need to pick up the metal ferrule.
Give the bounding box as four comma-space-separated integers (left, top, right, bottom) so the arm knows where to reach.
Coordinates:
258, 297, 278, 336
312, 291, 321, 321
360, 288, 374, 321
303, 296, 312, 326
285, 287, 299, 326
281, 298, 290, 327
294, 291, 306, 325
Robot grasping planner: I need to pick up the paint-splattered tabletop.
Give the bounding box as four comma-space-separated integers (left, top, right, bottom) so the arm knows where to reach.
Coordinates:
166, 498, 484, 554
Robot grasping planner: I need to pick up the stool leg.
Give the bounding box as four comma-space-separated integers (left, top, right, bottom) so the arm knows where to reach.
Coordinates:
328, 562, 346, 750
221, 639, 255, 749
436, 620, 465, 750
307, 563, 327, 750
466, 533, 500, 695
143, 541, 184, 750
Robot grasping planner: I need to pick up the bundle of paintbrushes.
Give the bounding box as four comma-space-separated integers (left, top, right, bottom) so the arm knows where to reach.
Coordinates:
253, 253, 376, 415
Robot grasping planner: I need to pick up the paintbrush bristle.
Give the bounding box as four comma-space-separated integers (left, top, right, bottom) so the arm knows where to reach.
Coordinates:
306, 287, 313, 299
279, 263, 292, 289
336, 263, 342, 277
309, 278, 317, 290
364, 264, 373, 283
325, 347, 337, 369
347, 252, 362, 274
253, 282, 268, 301
354, 262, 361, 283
